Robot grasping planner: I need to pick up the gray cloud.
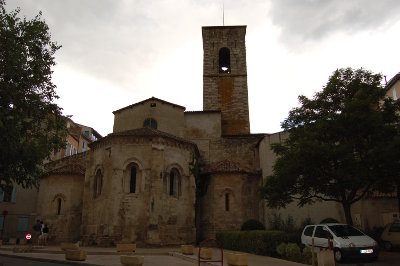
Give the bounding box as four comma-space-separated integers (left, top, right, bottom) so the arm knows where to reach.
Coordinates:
269, 0, 400, 47
6, 0, 221, 89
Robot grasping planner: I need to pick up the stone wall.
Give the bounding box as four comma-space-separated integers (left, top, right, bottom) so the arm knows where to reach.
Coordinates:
36, 173, 84, 242
82, 132, 197, 245
200, 172, 260, 239
202, 26, 250, 135
113, 98, 186, 137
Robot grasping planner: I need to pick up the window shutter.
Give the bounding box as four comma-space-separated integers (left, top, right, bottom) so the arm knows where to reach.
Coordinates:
0, 187, 3, 202
11, 187, 18, 203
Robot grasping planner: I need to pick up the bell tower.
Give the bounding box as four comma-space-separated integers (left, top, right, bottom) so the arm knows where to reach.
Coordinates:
202, 26, 250, 135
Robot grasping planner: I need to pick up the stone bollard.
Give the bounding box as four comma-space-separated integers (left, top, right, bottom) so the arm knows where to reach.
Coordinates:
65, 249, 87, 261
117, 243, 136, 253
199, 248, 213, 259
120, 255, 144, 266
226, 252, 248, 266
317, 249, 335, 266
181, 245, 194, 255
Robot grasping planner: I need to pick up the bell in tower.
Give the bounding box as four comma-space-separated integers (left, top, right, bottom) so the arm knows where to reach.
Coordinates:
202, 26, 250, 135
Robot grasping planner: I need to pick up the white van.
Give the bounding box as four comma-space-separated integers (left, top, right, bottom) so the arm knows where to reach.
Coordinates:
301, 223, 379, 262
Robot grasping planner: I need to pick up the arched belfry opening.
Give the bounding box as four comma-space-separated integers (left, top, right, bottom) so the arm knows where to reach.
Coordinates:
219, 47, 231, 73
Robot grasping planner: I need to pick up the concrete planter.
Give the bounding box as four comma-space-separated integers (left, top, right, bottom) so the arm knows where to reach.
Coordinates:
61, 242, 79, 251
200, 248, 213, 259
120, 255, 144, 266
117, 243, 136, 252
65, 250, 87, 261
181, 245, 194, 255
226, 252, 248, 266
317, 250, 335, 266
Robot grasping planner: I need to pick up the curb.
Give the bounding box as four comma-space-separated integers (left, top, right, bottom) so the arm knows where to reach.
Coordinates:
0, 253, 102, 266
169, 251, 217, 266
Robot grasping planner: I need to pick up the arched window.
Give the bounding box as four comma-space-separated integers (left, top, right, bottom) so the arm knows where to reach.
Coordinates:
169, 171, 175, 196
168, 168, 181, 198
225, 193, 230, 211
57, 198, 62, 215
130, 166, 136, 193
219, 47, 231, 73
143, 118, 157, 129
94, 169, 103, 198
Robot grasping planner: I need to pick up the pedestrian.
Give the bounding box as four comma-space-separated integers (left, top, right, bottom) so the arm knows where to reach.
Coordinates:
40, 224, 49, 245
32, 219, 41, 245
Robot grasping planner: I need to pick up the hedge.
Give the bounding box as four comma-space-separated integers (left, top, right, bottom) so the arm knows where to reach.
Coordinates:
216, 230, 287, 256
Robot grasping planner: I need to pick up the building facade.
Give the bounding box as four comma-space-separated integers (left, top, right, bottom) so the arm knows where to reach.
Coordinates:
3, 25, 398, 245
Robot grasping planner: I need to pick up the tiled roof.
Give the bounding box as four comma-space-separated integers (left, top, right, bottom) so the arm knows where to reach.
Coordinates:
184, 110, 221, 114
205, 159, 260, 175
385, 72, 400, 90
113, 97, 186, 114
46, 164, 86, 176
92, 127, 199, 154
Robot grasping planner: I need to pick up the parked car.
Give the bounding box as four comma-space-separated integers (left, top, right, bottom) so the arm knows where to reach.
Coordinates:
381, 223, 400, 250
301, 223, 379, 262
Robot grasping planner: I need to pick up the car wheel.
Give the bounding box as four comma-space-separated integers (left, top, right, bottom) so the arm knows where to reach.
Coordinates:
334, 249, 343, 262
384, 241, 392, 251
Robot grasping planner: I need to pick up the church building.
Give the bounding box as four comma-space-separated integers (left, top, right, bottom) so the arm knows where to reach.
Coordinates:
2, 25, 398, 245
37, 25, 264, 245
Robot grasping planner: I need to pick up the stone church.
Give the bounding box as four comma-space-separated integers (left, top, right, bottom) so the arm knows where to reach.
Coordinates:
7, 25, 396, 245
38, 25, 265, 245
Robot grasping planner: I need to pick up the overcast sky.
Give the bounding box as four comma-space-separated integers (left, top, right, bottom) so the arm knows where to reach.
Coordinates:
6, 0, 400, 136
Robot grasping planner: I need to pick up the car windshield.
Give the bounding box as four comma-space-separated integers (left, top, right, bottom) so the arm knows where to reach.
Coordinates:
328, 225, 364, 237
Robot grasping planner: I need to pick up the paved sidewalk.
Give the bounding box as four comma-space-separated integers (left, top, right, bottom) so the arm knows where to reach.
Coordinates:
0, 245, 307, 266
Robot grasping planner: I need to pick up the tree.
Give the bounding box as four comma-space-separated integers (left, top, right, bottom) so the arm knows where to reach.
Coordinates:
260, 68, 400, 225
0, 1, 66, 189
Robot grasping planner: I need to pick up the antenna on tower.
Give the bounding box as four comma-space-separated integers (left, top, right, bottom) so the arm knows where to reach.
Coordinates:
222, 0, 225, 26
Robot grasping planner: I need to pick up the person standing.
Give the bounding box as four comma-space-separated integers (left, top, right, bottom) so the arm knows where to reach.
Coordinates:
41, 224, 49, 245
32, 220, 41, 245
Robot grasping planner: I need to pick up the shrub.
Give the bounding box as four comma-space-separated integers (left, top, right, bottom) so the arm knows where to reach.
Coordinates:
276, 242, 287, 257
302, 246, 315, 265
216, 230, 287, 256
241, 219, 266, 231
320, 217, 339, 224
285, 243, 301, 262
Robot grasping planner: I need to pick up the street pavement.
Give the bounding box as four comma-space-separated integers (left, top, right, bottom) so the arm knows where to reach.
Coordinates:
0, 244, 307, 266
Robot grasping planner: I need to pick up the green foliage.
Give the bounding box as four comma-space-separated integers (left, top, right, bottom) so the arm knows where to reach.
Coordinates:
0, 1, 67, 189
300, 217, 314, 230
276, 242, 287, 257
189, 155, 210, 198
285, 243, 301, 261
320, 217, 339, 224
302, 246, 316, 265
364, 226, 384, 241
216, 230, 287, 256
241, 219, 266, 231
260, 68, 400, 225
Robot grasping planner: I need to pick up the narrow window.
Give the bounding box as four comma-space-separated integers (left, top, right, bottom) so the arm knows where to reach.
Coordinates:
130, 166, 136, 193
169, 171, 174, 196
219, 47, 231, 73
57, 198, 62, 215
144, 118, 157, 129
94, 169, 102, 198
82, 141, 86, 152
225, 193, 230, 211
